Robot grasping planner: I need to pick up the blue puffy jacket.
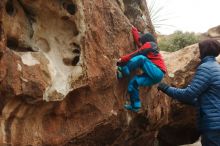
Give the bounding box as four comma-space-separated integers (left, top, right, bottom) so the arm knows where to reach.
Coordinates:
166, 56, 220, 131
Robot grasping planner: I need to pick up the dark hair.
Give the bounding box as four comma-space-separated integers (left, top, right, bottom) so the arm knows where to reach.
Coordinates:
140, 33, 156, 44
198, 39, 220, 59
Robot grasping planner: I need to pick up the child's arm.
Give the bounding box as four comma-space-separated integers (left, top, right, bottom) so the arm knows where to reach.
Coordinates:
131, 26, 142, 48
120, 43, 155, 63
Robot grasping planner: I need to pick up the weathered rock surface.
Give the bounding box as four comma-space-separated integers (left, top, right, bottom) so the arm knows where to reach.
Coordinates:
0, 0, 219, 146
207, 25, 220, 38
201, 25, 220, 40
0, 0, 166, 145
158, 45, 201, 146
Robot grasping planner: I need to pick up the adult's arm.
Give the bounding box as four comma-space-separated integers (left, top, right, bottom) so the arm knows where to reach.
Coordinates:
165, 66, 211, 105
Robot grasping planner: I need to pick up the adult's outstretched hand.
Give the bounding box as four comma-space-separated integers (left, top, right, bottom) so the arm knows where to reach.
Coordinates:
157, 82, 170, 93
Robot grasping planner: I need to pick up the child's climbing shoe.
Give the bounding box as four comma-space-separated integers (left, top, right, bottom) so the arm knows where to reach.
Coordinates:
124, 104, 133, 110
132, 101, 141, 112
133, 101, 141, 109
124, 104, 140, 112
117, 67, 123, 79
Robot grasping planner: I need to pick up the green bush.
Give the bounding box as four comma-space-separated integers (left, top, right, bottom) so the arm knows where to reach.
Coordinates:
158, 31, 200, 52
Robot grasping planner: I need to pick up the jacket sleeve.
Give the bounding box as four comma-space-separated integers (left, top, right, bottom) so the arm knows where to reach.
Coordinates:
131, 27, 142, 47
120, 43, 152, 63
165, 66, 211, 105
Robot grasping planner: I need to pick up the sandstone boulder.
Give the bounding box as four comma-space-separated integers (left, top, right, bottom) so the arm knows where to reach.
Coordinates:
0, 0, 166, 145
0, 0, 217, 146
207, 25, 220, 38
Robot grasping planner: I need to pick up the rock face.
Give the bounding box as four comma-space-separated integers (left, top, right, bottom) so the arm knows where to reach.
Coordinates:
158, 45, 201, 146
201, 25, 220, 40
207, 25, 220, 38
0, 0, 165, 145
0, 0, 215, 146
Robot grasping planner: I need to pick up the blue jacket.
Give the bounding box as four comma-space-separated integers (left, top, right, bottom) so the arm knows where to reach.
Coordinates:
166, 56, 220, 131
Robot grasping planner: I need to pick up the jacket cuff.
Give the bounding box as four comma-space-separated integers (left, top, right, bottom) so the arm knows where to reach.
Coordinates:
121, 55, 130, 62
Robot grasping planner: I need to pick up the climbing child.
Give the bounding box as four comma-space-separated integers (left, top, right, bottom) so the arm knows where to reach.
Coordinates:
117, 26, 167, 112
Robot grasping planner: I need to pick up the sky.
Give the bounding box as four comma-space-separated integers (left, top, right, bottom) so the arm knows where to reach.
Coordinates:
147, 0, 220, 34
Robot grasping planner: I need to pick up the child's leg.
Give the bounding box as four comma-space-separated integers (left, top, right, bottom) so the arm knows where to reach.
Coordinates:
121, 55, 145, 76
124, 55, 164, 111
127, 74, 155, 110
121, 55, 164, 81
140, 56, 164, 82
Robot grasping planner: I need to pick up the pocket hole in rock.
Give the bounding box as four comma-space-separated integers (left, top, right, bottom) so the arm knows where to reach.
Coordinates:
7, 37, 36, 52
71, 43, 81, 54
5, 0, 15, 16
7, 37, 18, 49
19, 46, 36, 52
72, 56, 80, 66
63, 58, 72, 66
71, 42, 80, 48
63, 2, 77, 15
72, 49, 80, 54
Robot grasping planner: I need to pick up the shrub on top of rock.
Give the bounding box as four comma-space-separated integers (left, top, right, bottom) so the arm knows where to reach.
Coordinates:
158, 31, 200, 52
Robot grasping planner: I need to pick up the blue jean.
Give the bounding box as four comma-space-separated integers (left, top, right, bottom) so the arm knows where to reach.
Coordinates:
201, 130, 220, 146
121, 55, 164, 107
